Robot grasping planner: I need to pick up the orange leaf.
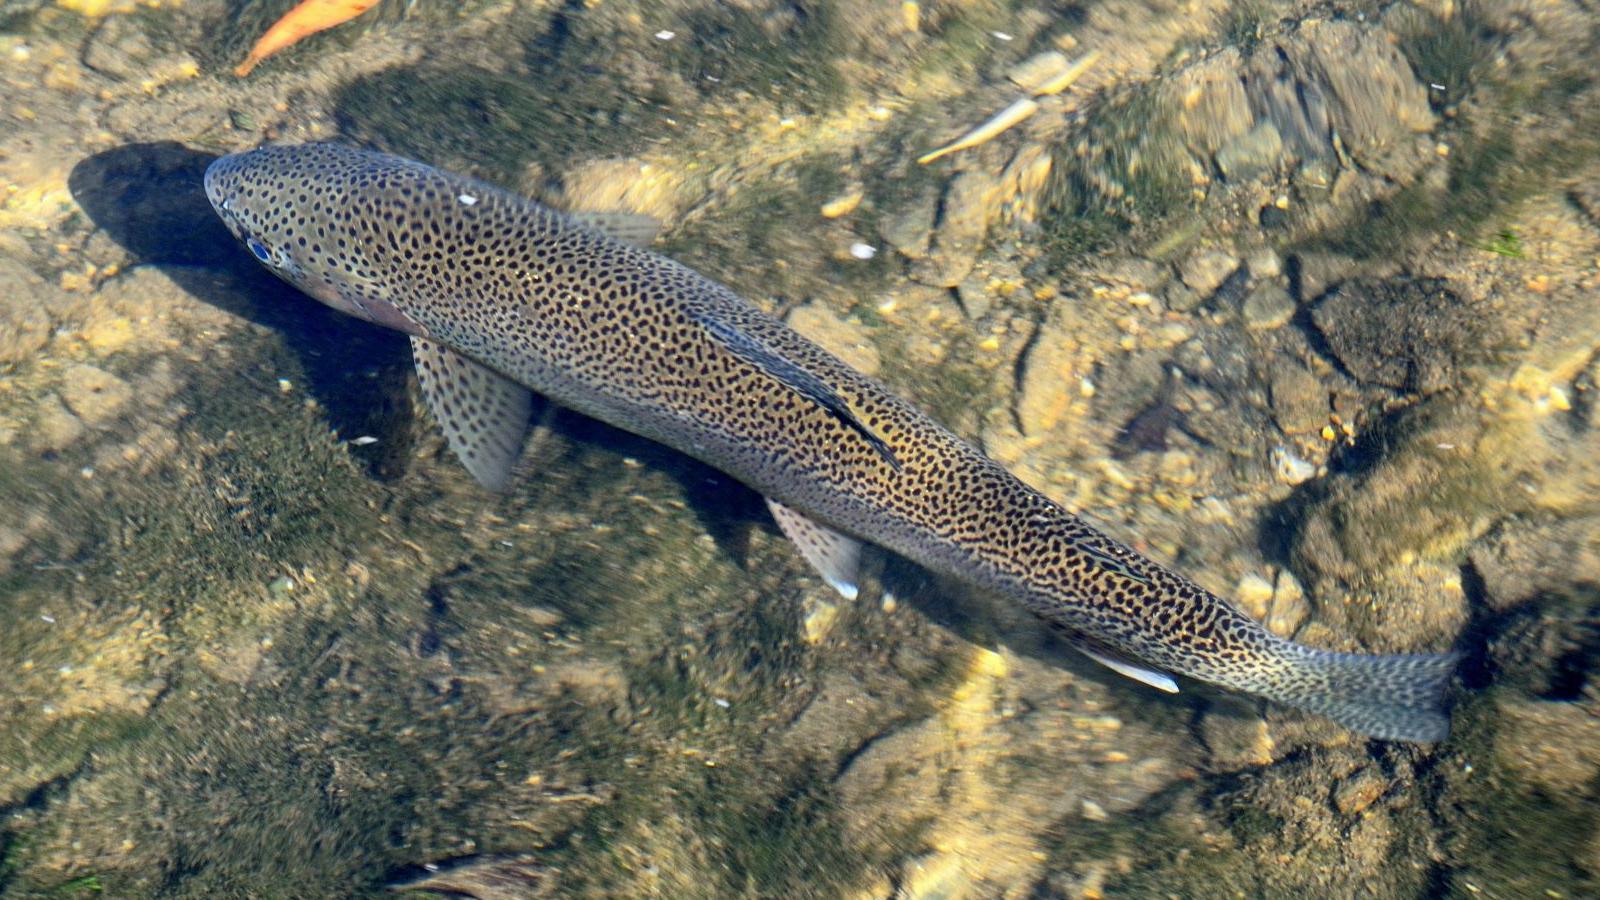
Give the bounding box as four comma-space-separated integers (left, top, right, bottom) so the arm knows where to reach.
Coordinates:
234, 0, 383, 77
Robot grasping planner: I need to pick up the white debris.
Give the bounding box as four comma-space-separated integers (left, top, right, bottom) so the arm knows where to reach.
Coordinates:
849, 242, 877, 260
457, 193, 478, 206
1270, 445, 1317, 485
655, 30, 676, 41
350, 435, 379, 446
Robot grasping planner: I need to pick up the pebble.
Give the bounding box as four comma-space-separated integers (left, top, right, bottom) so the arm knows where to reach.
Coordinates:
0, 258, 53, 365
59, 363, 132, 426
1235, 573, 1276, 619
1016, 316, 1082, 436
879, 192, 938, 260
915, 171, 1001, 288
1215, 121, 1284, 181
1268, 360, 1328, 435
1240, 284, 1295, 330
82, 15, 152, 81
1291, 251, 1359, 302
802, 596, 839, 644
30, 394, 85, 452
955, 276, 992, 320
1178, 249, 1239, 298
1258, 204, 1288, 229
820, 189, 863, 219
1246, 249, 1283, 280
1333, 771, 1386, 815
1266, 569, 1309, 637
1270, 445, 1317, 485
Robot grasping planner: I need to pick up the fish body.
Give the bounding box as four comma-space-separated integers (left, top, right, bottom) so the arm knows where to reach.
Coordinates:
205, 144, 1456, 741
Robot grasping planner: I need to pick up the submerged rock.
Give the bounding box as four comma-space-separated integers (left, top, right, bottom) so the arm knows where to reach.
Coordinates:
914, 171, 1001, 288
1311, 277, 1482, 393
59, 363, 133, 426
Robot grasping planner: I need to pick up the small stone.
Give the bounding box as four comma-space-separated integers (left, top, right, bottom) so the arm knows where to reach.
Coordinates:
880, 192, 938, 260
82, 15, 153, 80
0, 258, 53, 365
1268, 360, 1328, 435
1270, 445, 1317, 485
1178, 249, 1239, 298
558, 157, 681, 223
1215, 121, 1284, 181
1163, 281, 1204, 313
1080, 799, 1109, 821
1240, 284, 1295, 330
1235, 573, 1275, 619
1267, 570, 1309, 637
1333, 771, 1385, 815
30, 394, 85, 453
1016, 305, 1085, 436
802, 596, 839, 644
1246, 249, 1283, 280
954, 277, 991, 320
1258, 204, 1288, 229
1291, 251, 1358, 302
914, 172, 1000, 288
59, 363, 132, 426
820, 189, 863, 219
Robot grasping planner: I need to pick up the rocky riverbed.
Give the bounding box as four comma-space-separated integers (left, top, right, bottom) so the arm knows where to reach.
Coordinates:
1, 0, 1598, 896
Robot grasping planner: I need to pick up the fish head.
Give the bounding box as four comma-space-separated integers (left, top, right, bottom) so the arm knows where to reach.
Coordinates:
205, 143, 429, 337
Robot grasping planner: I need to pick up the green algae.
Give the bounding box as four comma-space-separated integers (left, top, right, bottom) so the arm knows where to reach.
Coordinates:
1036, 85, 1195, 271
333, 5, 664, 185
666, 2, 849, 113
1305, 5, 1600, 260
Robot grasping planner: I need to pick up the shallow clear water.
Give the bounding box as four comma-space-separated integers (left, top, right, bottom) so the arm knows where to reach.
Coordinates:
1, 1, 1598, 897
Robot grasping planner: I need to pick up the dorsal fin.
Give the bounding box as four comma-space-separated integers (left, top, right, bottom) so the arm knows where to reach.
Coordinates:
692, 311, 900, 470
566, 210, 663, 247
410, 337, 533, 492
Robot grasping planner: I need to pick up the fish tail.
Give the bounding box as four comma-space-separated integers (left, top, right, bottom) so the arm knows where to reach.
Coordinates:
1253, 646, 1460, 742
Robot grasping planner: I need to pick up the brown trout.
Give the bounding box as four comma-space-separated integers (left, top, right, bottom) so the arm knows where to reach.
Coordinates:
205, 143, 1456, 741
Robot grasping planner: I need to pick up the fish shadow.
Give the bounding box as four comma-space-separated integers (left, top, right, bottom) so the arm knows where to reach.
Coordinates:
67, 141, 416, 479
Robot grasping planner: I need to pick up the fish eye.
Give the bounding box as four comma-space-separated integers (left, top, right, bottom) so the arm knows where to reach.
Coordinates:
247, 238, 272, 264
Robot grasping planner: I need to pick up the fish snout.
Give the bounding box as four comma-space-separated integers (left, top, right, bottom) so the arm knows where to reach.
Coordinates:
202, 154, 245, 219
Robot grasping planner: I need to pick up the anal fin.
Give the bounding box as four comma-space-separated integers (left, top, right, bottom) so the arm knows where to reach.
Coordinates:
766, 498, 862, 601
1071, 638, 1179, 693
410, 337, 533, 492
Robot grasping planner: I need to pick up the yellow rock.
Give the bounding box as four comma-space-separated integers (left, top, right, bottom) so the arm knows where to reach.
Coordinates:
55, 0, 141, 16
820, 189, 863, 219
0, 151, 75, 231
80, 316, 136, 354
559, 157, 683, 223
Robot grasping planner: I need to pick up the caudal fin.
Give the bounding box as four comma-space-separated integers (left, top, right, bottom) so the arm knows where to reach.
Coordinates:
1263, 648, 1460, 743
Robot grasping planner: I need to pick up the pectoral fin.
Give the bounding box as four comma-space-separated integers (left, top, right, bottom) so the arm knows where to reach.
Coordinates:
410, 337, 533, 492
766, 498, 862, 601
695, 312, 900, 470
1072, 638, 1179, 693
